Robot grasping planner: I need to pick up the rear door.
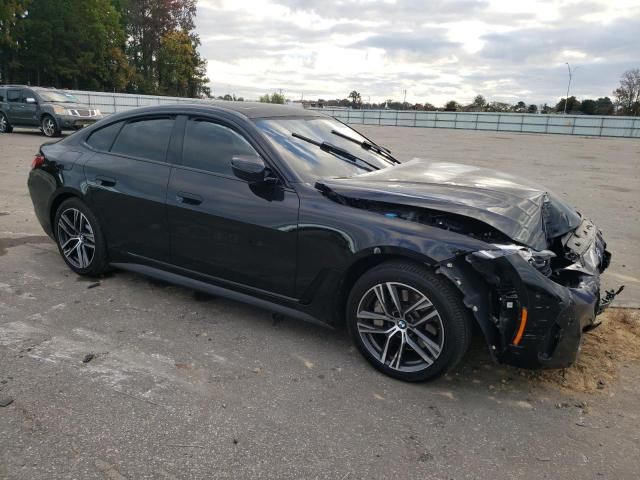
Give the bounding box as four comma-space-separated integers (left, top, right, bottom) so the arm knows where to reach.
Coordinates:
167, 116, 300, 297
83, 116, 176, 262
5, 89, 22, 124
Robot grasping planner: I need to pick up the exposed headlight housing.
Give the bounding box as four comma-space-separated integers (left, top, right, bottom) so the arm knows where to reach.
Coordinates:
477, 244, 556, 276
52, 105, 68, 115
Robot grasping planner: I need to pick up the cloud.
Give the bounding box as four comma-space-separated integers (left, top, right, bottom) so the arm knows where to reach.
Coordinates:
195, 0, 640, 105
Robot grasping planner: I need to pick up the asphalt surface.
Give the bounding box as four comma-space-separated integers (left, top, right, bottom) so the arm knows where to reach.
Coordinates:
1, 128, 639, 479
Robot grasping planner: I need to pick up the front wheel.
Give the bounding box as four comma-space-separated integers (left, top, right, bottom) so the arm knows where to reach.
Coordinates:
346, 261, 472, 382
54, 198, 109, 276
41, 114, 61, 137
0, 112, 12, 133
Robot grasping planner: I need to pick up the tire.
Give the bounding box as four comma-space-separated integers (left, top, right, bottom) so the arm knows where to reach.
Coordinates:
53, 198, 109, 276
346, 261, 472, 382
41, 114, 61, 137
0, 112, 13, 133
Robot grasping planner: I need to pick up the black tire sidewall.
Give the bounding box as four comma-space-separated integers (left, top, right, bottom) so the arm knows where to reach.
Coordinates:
0, 112, 11, 133
347, 262, 470, 382
53, 198, 108, 276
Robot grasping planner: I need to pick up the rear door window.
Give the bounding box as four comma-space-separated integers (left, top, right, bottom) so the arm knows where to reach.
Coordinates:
86, 121, 124, 151
7, 90, 21, 103
111, 117, 174, 162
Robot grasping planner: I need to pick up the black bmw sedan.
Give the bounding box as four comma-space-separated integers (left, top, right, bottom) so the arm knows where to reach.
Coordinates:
27, 102, 616, 381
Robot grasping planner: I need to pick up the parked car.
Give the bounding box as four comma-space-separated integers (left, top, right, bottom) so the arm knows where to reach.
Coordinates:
0, 85, 103, 137
27, 102, 618, 381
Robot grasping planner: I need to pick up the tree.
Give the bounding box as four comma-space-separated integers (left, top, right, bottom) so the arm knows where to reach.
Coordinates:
511, 101, 527, 113
15, 0, 131, 90
467, 94, 486, 111
579, 99, 596, 115
595, 97, 614, 115
444, 100, 459, 111
259, 92, 285, 104
348, 90, 362, 108
486, 101, 510, 112
123, 0, 197, 92
527, 104, 538, 114
555, 96, 580, 113
613, 69, 640, 115
157, 30, 209, 97
0, 0, 29, 83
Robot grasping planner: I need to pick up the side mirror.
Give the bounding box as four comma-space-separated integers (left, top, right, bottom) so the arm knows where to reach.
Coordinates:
231, 154, 272, 184
25, 97, 37, 104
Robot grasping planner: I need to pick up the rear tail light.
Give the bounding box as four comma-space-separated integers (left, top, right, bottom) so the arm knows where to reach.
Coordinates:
31, 154, 45, 170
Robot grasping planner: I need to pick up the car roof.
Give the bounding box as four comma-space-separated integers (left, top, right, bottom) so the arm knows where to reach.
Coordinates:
106, 101, 326, 121
190, 101, 324, 119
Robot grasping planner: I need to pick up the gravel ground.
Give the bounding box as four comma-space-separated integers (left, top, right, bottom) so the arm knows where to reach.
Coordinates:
1, 128, 639, 480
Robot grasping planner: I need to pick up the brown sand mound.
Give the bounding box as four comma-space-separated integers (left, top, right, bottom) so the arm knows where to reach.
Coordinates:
524, 308, 640, 393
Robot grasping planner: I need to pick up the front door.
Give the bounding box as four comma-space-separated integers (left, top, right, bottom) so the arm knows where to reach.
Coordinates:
167, 117, 299, 297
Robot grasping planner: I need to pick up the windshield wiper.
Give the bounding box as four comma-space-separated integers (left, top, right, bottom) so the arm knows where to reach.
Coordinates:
330, 129, 401, 164
291, 132, 380, 172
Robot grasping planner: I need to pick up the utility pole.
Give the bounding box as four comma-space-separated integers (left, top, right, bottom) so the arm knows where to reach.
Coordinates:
403, 89, 407, 107
563, 62, 575, 115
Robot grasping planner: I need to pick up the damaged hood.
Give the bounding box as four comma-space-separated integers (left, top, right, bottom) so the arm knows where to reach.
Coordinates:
316, 158, 582, 250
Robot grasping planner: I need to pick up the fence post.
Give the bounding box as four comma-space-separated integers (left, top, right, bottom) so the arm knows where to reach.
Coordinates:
113, 95, 116, 113
599, 116, 604, 137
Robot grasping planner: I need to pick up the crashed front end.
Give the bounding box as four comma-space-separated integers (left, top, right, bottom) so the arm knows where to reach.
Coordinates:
442, 218, 616, 369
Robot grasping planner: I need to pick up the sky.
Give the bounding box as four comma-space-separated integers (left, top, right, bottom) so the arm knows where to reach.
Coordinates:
196, 0, 640, 106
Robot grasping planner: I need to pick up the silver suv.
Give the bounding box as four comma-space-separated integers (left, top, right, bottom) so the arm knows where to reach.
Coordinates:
0, 86, 103, 137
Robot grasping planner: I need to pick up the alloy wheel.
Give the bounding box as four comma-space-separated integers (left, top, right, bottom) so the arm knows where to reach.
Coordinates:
0, 114, 7, 133
42, 117, 56, 137
356, 282, 444, 372
56, 208, 96, 269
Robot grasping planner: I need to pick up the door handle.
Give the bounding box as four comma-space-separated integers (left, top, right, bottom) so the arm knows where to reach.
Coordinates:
95, 176, 117, 187
176, 192, 203, 206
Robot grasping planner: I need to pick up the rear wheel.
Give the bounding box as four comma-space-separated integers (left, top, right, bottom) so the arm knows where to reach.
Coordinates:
41, 114, 60, 137
0, 112, 12, 133
54, 198, 109, 276
347, 261, 472, 382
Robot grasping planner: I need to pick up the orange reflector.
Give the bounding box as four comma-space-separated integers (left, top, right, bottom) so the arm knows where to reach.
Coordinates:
512, 307, 528, 346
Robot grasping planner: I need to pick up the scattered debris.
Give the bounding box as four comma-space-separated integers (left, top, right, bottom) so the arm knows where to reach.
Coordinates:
82, 353, 95, 363
0, 397, 14, 407
86, 282, 100, 289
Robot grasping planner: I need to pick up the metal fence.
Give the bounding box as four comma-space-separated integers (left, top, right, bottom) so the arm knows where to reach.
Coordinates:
309, 108, 640, 138
63, 89, 640, 138
65, 89, 215, 114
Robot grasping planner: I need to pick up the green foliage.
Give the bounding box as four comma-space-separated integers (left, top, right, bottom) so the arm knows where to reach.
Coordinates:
1, 0, 208, 97
260, 92, 286, 104
555, 96, 581, 113
444, 100, 459, 111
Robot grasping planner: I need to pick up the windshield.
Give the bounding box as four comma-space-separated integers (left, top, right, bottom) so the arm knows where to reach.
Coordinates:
254, 117, 395, 181
37, 90, 80, 103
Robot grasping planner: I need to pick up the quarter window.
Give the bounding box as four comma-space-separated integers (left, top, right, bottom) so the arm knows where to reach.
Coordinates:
182, 119, 258, 176
111, 117, 174, 162
86, 122, 123, 151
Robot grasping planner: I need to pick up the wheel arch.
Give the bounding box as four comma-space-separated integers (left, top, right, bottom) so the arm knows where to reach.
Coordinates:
334, 248, 439, 326
49, 190, 84, 236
